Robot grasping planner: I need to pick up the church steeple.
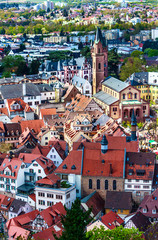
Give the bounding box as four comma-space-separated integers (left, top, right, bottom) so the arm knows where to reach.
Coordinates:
101, 135, 108, 154
131, 109, 137, 141
91, 28, 108, 95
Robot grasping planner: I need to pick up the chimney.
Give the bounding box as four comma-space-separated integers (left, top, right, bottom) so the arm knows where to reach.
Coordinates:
22, 83, 26, 96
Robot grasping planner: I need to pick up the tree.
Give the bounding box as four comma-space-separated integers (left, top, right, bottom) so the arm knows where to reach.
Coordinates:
81, 46, 91, 59
131, 50, 144, 58
108, 48, 120, 77
0, 143, 12, 153
29, 60, 40, 74
120, 57, 145, 81
54, 198, 92, 240
86, 226, 143, 240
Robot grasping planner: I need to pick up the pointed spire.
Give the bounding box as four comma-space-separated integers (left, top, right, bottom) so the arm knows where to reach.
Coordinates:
95, 27, 106, 47
131, 109, 137, 126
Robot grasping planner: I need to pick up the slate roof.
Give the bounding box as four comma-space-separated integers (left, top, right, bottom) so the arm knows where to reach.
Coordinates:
95, 27, 106, 47
128, 72, 148, 86
93, 114, 110, 127
105, 191, 133, 210
9, 199, 27, 213
102, 76, 129, 92
72, 75, 89, 88
37, 84, 53, 93
127, 212, 151, 231
93, 91, 118, 105
1, 83, 41, 99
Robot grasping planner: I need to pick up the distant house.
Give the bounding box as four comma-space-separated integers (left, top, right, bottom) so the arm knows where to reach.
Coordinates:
124, 212, 151, 231
105, 191, 133, 218
137, 188, 158, 222
87, 210, 124, 232
9, 199, 32, 219
81, 191, 105, 220
72, 75, 92, 97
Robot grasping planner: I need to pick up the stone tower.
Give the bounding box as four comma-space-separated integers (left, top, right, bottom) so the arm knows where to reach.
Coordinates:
91, 27, 108, 95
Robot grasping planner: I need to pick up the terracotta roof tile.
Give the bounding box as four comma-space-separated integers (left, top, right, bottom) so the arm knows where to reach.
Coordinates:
20, 120, 45, 134
101, 211, 124, 230
40, 108, 57, 119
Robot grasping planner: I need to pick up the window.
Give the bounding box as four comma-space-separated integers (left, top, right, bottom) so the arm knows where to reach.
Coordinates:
66, 193, 70, 199
11, 179, 15, 183
105, 180, 108, 190
128, 92, 132, 99
89, 179, 92, 189
47, 193, 54, 198
143, 180, 149, 183
35, 101, 39, 105
38, 192, 45, 197
56, 195, 62, 199
28, 102, 32, 106
38, 169, 41, 173
37, 176, 42, 180
39, 200, 45, 205
143, 186, 149, 189
45, 137, 48, 140
113, 107, 117, 112
128, 179, 132, 182
127, 185, 132, 188
134, 93, 137, 99
113, 180, 116, 190
47, 201, 53, 206
123, 94, 125, 99
97, 179, 100, 190
152, 209, 156, 214
134, 186, 140, 188
29, 169, 34, 173
98, 63, 101, 70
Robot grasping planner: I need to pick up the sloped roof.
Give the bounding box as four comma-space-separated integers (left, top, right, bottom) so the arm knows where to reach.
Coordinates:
40, 108, 57, 119
102, 76, 129, 92
105, 191, 132, 210
81, 191, 104, 216
128, 212, 151, 231
1, 83, 41, 99
20, 120, 45, 134
94, 91, 118, 105
101, 211, 124, 230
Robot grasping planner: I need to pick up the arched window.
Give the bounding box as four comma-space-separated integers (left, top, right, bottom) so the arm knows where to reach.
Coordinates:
98, 48, 100, 53
89, 179, 92, 189
128, 92, 132, 99
105, 180, 108, 190
113, 180, 116, 190
98, 63, 101, 70
123, 94, 126, 99
134, 93, 137, 99
97, 179, 100, 189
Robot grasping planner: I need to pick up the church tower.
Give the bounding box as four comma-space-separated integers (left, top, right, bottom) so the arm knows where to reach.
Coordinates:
91, 27, 108, 95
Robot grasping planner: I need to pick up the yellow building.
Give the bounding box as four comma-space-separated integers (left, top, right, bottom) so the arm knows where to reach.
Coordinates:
136, 85, 158, 102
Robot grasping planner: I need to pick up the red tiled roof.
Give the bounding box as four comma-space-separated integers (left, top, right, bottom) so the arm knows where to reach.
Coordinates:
11, 115, 24, 123
33, 223, 62, 240
20, 120, 45, 134
101, 211, 124, 230
0, 158, 22, 179
0, 107, 8, 116
29, 193, 36, 202
55, 150, 83, 175
40, 108, 57, 119
36, 172, 60, 185
0, 121, 5, 132
7, 98, 33, 113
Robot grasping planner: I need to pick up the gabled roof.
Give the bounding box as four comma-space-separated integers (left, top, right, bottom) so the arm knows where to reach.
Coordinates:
1, 82, 41, 99
101, 211, 124, 230
20, 120, 45, 134
40, 108, 57, 119
125, 152, 155, 180
81, 191, 104, 217
105, 191, 132, 210
94, 91, 118, 105
138, 188, 158, 218
102, 76, 129, 92
36, 172, 60, 185
127, 212, 151, 231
